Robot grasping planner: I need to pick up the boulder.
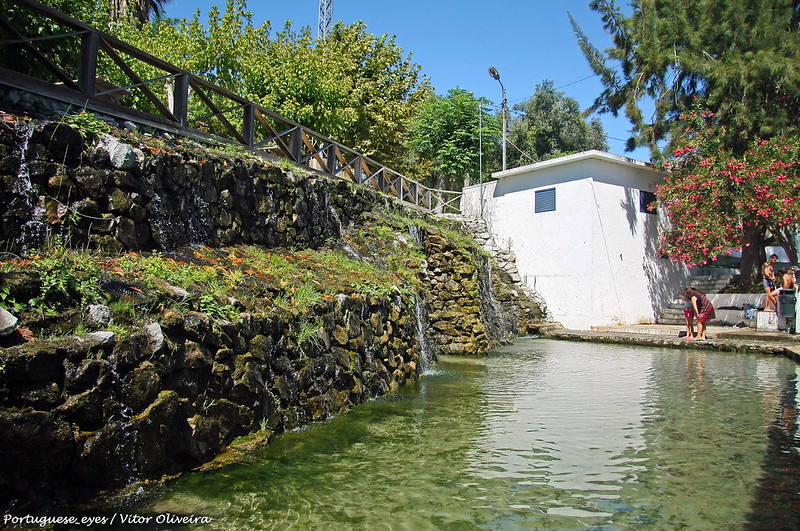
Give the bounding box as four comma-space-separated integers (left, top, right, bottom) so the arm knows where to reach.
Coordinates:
0, 308, 18, 336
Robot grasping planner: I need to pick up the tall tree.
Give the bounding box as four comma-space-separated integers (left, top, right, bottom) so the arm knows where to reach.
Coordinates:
573, 0, 800, 282
407, 88, 500, 190
507, 80, 608, 167
247, 20, 429, 171
570, 0, 800, 159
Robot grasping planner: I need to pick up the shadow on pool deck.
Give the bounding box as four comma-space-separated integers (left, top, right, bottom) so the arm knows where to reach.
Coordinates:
537, 323, 800, 361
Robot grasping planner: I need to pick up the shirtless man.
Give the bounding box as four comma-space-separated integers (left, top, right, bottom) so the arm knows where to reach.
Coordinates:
782, 267, 796, 290
762, 254, 779, 311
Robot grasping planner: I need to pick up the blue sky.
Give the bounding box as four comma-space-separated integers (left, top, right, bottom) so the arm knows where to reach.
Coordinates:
164, 0, 650, 161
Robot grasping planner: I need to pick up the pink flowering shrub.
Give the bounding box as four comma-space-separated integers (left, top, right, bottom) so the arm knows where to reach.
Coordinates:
657, 103, 800, 266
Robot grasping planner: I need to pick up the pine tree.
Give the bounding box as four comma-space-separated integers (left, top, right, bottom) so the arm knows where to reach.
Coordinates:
571, 0, 800, 159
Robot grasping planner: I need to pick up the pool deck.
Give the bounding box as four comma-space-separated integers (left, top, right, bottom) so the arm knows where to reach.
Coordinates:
537, 323, 800, 361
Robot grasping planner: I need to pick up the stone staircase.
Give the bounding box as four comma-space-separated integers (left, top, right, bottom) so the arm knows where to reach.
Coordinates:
657, 274, 747, 325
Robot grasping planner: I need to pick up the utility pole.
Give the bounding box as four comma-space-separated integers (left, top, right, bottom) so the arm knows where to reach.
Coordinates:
318, 0, 334, 39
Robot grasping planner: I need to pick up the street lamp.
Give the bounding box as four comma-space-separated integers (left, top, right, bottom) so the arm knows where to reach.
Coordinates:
478, 100, 484, 218
488, 66, 507, 171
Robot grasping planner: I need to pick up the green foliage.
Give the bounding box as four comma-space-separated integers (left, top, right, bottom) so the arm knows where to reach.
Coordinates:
290, 284, 322, 311
110, 299, 136, 322
0, 285, 25, 313
27, 242, 104, 316
61, 111, 111, 138
572, 0, 800, 159
117, 252, 221, 291
296, 317, 321, 352
508, 80, 608, 166
196, 293, 237, 320
408, 88, 500, 190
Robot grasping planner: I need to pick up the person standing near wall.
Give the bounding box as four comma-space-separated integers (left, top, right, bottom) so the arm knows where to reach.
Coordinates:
762, 254, 779, 311
681, 288, 695, 340
688, 288, 715, 341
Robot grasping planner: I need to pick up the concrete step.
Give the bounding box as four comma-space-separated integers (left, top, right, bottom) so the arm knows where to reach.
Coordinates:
686, 274, 737, 293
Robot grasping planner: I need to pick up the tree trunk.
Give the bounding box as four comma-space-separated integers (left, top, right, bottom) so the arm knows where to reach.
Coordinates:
738, 226, 766, 286
774, 227, 799, 265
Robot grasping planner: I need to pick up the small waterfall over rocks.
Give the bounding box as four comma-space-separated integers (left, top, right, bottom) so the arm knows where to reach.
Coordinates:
11, 124, 46, 254
476, 254, 518, 343
330, 206, 362, 261
413, 295, 438, 374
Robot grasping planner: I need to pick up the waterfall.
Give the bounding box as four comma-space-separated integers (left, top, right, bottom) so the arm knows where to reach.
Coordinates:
476, 254, 517, 343
13, 124, 46, 254
329, 207, 362, 260
407, 223, 425, 247
413, 295, 438, 375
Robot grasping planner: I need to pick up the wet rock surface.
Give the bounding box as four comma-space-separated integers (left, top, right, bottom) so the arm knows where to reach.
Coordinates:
0, 295, 420, 511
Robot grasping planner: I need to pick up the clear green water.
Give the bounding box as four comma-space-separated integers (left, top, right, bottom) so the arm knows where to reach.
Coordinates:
131, 339, 800, 530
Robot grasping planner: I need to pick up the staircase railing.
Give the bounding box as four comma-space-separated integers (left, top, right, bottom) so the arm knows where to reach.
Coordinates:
0, 0, 462, 213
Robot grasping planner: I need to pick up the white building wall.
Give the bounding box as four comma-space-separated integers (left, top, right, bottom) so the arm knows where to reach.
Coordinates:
461, 151, 690, 330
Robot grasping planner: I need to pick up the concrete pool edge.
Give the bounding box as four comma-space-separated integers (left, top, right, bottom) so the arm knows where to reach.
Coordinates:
536, 323, 800, 362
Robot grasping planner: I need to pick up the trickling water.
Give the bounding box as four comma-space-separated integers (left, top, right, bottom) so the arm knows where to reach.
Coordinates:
148, 195, 177, 249
329, 207, 362, 260
477, 254, 516, 342
413, 295, 437, 374
407, 223, 425, 246
12, 124, 46, 254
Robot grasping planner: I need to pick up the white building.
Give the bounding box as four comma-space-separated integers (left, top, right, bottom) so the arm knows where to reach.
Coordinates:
461, 150, 690, 330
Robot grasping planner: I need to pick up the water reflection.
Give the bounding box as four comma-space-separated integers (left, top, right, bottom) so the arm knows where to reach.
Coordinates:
746, 366, 800, 529
466, 341, 649, 498
464, 340, 800, 528
128, 339, 800, 530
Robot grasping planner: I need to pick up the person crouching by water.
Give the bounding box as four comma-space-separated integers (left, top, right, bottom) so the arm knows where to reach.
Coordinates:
684, 287, 715, 341
682, 289, 695, 340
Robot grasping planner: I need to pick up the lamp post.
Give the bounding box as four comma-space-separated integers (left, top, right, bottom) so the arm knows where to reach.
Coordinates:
488, 66, 507, 171
478, 101, 484, 218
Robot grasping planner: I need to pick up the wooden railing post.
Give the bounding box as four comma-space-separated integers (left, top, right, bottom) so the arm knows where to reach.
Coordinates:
242, 103, 255, 147
290, 127, 302, 162
78, 31, 99, 96
354, 155, 363, 184
326, 144, 337, 175
173, 73, 190, 127
376, 170, 385, 192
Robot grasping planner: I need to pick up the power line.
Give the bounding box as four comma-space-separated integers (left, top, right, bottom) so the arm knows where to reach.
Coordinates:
506, 72, 602, 105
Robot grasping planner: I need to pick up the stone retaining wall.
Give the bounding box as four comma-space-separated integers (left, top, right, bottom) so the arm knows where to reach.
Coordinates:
0, 293, 419, 511
0, 119, 377, 254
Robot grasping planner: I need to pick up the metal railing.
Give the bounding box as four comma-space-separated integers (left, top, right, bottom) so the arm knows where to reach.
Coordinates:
0, 0, 462, 213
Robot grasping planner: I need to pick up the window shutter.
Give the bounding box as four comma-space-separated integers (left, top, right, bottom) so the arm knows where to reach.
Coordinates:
535, 188, 556, 213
